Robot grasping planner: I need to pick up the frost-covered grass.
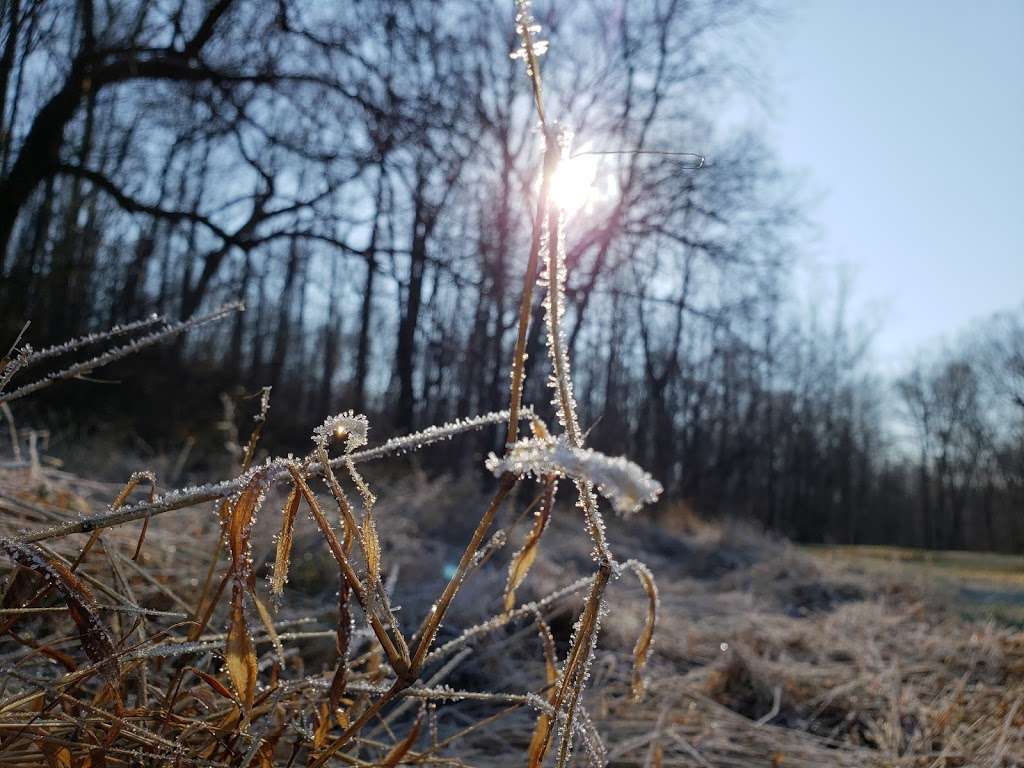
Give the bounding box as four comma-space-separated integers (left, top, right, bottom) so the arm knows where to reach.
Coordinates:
0, 423, 659, 767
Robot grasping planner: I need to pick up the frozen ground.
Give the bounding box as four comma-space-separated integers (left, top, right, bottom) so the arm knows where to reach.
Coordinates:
1, 464, 1021, 766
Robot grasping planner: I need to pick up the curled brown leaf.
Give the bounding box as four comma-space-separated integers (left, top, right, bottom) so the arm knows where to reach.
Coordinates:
227, 480, 262, 575
627, 560, 658, 701
527, 610, 559, 768
505, 476, 556, 612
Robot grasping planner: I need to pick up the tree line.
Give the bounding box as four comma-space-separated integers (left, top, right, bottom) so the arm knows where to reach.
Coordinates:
2, 0, 1021, 550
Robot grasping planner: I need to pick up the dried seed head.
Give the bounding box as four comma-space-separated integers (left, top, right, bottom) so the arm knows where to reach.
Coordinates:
313, 412, 369, 453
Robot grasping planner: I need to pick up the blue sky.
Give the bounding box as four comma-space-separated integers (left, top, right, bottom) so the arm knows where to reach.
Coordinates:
765, 0, 1024, 367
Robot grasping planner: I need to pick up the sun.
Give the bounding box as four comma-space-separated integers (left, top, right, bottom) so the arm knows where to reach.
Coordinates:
549, 147, 603, 213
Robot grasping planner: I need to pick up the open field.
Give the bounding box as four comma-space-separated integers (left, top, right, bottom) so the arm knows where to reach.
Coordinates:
807, 545, 1024, 625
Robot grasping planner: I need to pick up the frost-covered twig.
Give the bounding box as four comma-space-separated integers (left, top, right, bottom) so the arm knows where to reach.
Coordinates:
0, 323, 30, 395
510, 0, 550, 124
349, 408, 532, 464
22, 314, 166, 367
0, 302, 243, 404
507, 10, 639, 766
284, 677, 604, 767
506, 3, 558, 447
16, 409, 533, 544
425, 573, 594, 665
0, 349, 27, 394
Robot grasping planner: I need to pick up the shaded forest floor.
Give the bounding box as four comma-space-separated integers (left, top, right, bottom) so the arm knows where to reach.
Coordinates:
1, 460, 1021, 766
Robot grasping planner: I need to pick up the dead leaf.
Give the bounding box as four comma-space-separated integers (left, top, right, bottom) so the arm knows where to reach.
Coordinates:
361, 509, 380, 582
1, 540, 120, 688
270, 486, 300, 598
251, 591, 284, 665
226, 582, 257, 723
314, 702, 331, 749
189, 666, 235, 701
629, 562, 658, 701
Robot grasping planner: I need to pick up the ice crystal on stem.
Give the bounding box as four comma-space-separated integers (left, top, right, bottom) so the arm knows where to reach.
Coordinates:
313, 411, 369, 454
0, 350, 27, 394
510, 0, 548, 71
23, 314, 165, 366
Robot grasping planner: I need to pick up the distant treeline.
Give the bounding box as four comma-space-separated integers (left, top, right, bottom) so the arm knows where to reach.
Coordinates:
1, 1, 1021, 550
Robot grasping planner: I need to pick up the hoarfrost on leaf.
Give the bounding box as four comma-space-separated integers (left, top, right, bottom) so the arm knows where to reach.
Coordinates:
485, 437, 662, 515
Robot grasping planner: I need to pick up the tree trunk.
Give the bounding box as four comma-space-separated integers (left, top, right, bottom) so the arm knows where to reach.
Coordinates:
395, 198, 429, 431
319, 256, 342, 418
0, 58, 89, 267
267, 238, 302, 393
353, 173, 385, 413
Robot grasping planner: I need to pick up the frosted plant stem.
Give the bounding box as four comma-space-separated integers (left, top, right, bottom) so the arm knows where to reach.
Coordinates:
316, 443, 410, 665
544, 187, 582, 449
22, 313, 165, 367
536, 135, 614, 563
0, 302, 243, 404
514, 1, 548, 127
507, 0, 553, 445
308, 678, 409, 768
508, 9, 625, 766
549, 565, 610, 768
542, 148, 614, 565
424, 572, 595, 665
0, 349, 27, 394
507, 155, 555, 445
287, 466, 407, 675
310, 477, 517, 767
